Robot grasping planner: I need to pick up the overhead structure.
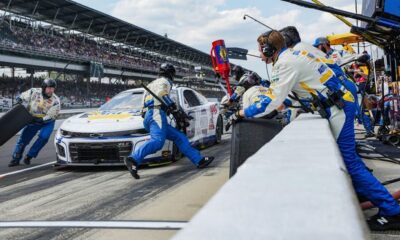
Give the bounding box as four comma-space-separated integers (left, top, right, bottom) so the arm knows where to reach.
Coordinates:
326, 33, 363, 45
281, 0, 400, 48
281, 0, 400, 135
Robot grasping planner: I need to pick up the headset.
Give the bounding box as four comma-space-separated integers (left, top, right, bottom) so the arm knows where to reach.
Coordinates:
261, 30, 278, 58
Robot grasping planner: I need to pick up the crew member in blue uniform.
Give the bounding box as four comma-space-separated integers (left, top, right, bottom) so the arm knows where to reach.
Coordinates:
124, 63, 214, 179
231, 30, 400, 230
9, 78, 60, 167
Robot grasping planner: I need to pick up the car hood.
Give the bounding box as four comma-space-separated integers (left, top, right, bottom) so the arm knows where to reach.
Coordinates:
60, 110, 144, 133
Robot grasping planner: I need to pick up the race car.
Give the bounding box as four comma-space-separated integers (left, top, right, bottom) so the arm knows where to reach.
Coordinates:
54, 87, 223, 166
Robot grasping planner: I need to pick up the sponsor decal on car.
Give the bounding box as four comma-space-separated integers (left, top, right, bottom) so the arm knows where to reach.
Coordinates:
80, 110, 140, 120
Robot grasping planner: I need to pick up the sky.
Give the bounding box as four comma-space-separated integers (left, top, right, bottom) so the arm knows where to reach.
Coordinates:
73, 0, 371, 79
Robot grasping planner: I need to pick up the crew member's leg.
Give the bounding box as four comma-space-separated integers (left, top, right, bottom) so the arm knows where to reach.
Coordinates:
26, 121, 55, 163
166, 124, 202, 165
9, 124, 40, 166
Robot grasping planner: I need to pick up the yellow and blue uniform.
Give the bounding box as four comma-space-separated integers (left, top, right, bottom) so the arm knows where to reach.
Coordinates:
12, 88, 60, 161
254, 48, 400, 217
323, 46, 374, 135
242, 85, 274, 118
131, 77, 203, 165
294, 42, 373, 133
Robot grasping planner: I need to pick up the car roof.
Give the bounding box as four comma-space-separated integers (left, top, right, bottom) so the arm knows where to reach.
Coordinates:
119, 86, 182, 94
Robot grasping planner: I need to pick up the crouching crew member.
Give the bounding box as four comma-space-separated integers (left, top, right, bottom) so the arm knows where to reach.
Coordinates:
9, 78, 60, 167
124, 63, 214, 179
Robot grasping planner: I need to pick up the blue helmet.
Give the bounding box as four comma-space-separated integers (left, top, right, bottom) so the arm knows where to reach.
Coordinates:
313, 37, 329, 47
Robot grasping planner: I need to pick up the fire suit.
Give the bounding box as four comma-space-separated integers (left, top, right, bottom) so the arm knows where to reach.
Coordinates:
12, 88, 60, 161
294, 42, 369, 130
131, 77, 203, 165
278, 42, 358, 125
325, 46, 373, 134
247, 48, 400, 216
294, 42, 357, 95
242, 85, 274, 118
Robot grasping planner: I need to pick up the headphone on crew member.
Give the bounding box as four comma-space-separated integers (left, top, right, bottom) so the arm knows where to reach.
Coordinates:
260, 30, 278, 58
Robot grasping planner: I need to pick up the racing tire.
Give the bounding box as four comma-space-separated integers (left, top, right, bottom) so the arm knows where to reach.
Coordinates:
0, 104, 33, 146
171, 143, 182, 162
215, 115, 223, 144
229, 118, 282, 178
53, 156, 65, 169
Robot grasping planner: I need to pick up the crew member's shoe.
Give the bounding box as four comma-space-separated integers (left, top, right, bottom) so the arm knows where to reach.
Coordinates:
368, 214, 400, 231
8, 159, 20, 167
124, 156, 140, 179
197, 156, 215, 169
23, 155, 32, 165
365, 132, 375, 138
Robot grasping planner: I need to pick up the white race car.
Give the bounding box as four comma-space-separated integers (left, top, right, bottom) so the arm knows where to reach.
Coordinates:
54, 87, 223, 166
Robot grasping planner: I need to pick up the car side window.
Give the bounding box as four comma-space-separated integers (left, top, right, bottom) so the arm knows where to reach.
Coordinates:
195, 92, 207, 105
183, 90, 201, 107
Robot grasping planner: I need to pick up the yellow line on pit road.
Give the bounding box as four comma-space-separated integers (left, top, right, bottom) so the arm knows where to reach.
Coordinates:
0, 161, 56, 179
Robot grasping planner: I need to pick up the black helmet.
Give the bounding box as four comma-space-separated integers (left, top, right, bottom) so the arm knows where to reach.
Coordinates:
159, 63, 176, 80
42, 78, 57, 89
238, 72, 261, 90
41, 78, 56, 98
232, 65, 245, 82
357, 54, 370, 64
279, 26, 301, 48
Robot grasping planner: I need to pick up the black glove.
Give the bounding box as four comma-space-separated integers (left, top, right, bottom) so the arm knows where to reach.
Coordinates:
225, 111, 243, 131
140, 109, 146, 118
166, 103, 178, 115
224, 110, 234, 119
229, 111, 243, 122
32, 116, 44, 124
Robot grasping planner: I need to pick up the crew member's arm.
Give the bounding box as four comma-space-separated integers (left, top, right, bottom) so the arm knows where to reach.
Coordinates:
240, 62, 299, 118
43, 99, 61, 121
229, 86, 245, 103
16, 89, 33, 105
153, 79, 175, 108
354, 68, 368, 78
340, 53, 358, 66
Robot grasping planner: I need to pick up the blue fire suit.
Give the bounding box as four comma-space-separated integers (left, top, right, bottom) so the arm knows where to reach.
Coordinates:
131, 77, 203, 165
247, 48, 400, 216
12, 88, 60, 161
13, 121, 55, 160
321, 44, 374, 135
295, 42, 373, 134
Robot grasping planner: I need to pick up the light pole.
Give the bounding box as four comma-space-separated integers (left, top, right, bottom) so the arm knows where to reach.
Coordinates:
243, 14, 274, 30
355, 0, 360, 53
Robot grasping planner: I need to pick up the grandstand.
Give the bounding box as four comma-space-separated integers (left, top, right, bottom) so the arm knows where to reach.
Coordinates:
0, 0, 234, 108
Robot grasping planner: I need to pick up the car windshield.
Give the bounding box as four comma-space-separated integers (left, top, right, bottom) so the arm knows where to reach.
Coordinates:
99, 91, 143, 111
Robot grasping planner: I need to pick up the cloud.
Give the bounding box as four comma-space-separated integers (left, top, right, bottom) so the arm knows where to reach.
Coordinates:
112, 0, 303, 77
111, 0, 364, 78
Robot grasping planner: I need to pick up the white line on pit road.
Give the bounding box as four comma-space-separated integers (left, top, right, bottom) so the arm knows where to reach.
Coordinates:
0, 220, 187, 230
0, 161, 56, 179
